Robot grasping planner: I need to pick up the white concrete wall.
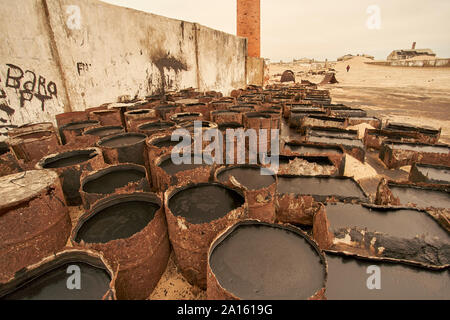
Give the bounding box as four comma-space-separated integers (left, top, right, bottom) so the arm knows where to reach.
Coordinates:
0, 0, 69, 137
0, 0, 251, 131
196, 25, 247, 94
45, 0, 199, 111
246, 56, 264, 86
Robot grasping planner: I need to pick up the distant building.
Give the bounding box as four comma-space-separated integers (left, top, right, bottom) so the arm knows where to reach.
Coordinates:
337, 54, 374, 61
387, 49, 436, 61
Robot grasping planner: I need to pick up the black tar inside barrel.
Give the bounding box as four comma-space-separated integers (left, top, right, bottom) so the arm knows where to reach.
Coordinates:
209, 222, 326, 299
75, 194, 159, 244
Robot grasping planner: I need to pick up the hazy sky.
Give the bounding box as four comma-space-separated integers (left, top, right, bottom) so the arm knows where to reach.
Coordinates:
102, 0, 450, 61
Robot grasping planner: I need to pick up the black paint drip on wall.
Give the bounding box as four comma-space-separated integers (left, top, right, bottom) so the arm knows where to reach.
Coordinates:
153, 54, 187, 101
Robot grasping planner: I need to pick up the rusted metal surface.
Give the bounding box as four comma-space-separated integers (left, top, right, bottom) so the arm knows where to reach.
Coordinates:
7, 122, 56, 137
0, 151, 23, 177
313, 203, 450, 269
137, 120, 175, 137
36, 148, 105, 206
288, 109, 327, 127
97, 132, 148, 168
206, 220, 327, 300
214, 165, 277, 223
7, 130, 60, 164
364, 129, 424, 150
89, 109, 122, 126
209, 100, 235, 113
282, 141, 346, 176
409, 163, 450, 186
80, 163, 151, 209
59, 120, 100, 145
328, 107, 367, 118
243, 112, 280, 152
374, 178, 400, 206
71, 192, 170, 300
280, 70, 295, 83
229, 105, 257, 114
124, 109, 158, 132
145, 132, 190, 191
385, 122, 441, 144
82, 126, 126, 144
164, 182, 247, 288
154, 153, 214, 192
276, 175, 368, 226
379, 140, 450, 169
0, 170, 71, 284
283, 103, 320, 119
0, 248, 117, 300
302, 126, 359, 140
181, 103, 210, 120
169, 112, 204, 124
55, 111, 89, 128
154, 104, 183, 120
301, 115, 349, 129
210, 110, 243, 125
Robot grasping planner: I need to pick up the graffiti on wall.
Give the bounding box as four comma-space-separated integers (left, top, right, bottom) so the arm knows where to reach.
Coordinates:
0, 63, 58, 112
0, 64, 60, 136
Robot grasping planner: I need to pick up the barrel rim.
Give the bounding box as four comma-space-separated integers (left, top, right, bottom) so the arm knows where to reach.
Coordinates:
207, 219, 328, 300
72, 192, 162, 245
36, 147, 101, 170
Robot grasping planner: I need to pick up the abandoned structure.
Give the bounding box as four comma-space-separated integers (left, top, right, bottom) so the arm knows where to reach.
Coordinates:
387, 42, 436, 60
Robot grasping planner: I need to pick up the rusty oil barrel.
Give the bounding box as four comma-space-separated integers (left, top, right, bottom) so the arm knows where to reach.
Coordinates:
124, 109, 158, 132
209, 100, 235, 113
181, 103, 210, 120
164, 182, 247, 288
55, 111, 89, 128
154, 152, 214, 192
0, 149, 23, 178
7, 122, 56, 137
89, 109, 122, 126
7, 130, 60, 164
80, 163, 150, 209
0, 170, 71, 283
97, 132, 148, 167
137, 120, 176, 137
0, 248, 117, 300
154, 104, 183, 121
36, 148, 104, 206
177, 120, 218, 133
59, 120, 100, 145
71, 192, 170, 300
83, 125, 126, 142
207, 220, 327, 300
211, 110, 243, 125
215, 164, 277, 223
170, 112, 203, 124
145, 132, 190, 191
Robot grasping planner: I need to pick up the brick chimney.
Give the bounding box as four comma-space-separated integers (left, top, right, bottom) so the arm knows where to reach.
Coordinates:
237, 0, 261, 58
412, 42, 416, 50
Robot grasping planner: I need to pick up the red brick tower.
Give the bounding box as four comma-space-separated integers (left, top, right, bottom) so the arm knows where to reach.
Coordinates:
237, 0, 261, 58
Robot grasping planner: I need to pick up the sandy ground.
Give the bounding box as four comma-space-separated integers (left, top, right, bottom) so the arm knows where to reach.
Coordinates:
269, 56, 450, 143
